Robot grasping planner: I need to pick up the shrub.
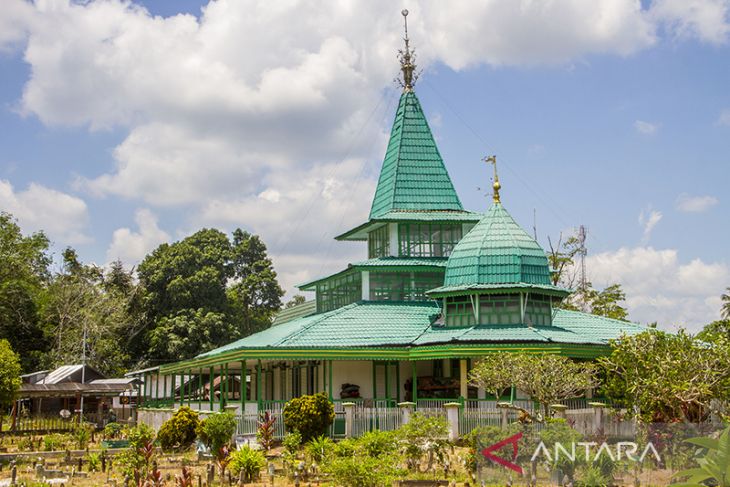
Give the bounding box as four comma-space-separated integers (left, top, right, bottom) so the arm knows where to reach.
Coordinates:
86, 452, 101, 472
321, 454, 401, 487
283, 392, 334, 442
158, 407, 200, 451
359, 430, 398, 458
43, 434, 68, 452
72, 423, 93, 450
256, 411, 276, 452
103, 422, 123, 439
396, 413, 450, 472
126, 423, 155, 450
282, 431, 302, 456
196, 412, 237, 459
229, 445, 267, 482
305, 435, 335, 464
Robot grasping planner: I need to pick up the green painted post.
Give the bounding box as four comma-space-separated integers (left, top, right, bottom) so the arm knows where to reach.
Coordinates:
198, 368, 203, 410
411, 362, 417, 404
224, 363, 229, 407
328, 360, 333, 400
186, 369, 191, 407
170, 374, 175, 406
219, 365, 226, 409
256, 360, 262, 407
372, 362, 377, 400
155, 371, 160, 401
240, 361, 246, 411
209, 368, 215, 411
384, 362, 390, 402
142, 372, 147, 407
395, 362, 401, 403
163, 374, 168, 404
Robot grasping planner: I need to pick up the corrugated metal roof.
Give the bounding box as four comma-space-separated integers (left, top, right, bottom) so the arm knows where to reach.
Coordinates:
351, 257, 448, 268
369, 92, 464, 219
193, 302, 646, 359
442, 203, 559, 289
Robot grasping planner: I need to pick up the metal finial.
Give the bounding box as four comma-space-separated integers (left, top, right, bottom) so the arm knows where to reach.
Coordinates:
483, 155, 501, 203
398, 9, 416, 92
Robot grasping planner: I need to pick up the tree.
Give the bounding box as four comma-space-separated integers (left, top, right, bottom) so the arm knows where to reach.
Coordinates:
468, 353, 596, 417
0, 339, 22, 431
599, 330, 730, 422
722, 287, 730, 320
468, 353, 519, 400
511, 354, 597, 417
285, 295, 307, 309
697, 319, 730, 343
42, 249, 135, 376
547, 232, 582, 287
560, 282, 629, 321
0, 212, 52, 371
138, 228, 283, 363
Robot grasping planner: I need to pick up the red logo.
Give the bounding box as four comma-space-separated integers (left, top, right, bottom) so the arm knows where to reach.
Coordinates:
480, 432, 523, 474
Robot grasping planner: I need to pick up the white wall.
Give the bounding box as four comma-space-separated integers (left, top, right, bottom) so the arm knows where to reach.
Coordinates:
330, 360, 374, 400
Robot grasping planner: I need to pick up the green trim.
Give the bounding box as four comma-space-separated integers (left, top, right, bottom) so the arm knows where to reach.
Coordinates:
160, 342, 609, 374
208, 368, 214, 411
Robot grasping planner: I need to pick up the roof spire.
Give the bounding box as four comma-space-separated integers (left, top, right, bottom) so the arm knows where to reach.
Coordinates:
398, 9, 417, 92
483, 155, 501, 204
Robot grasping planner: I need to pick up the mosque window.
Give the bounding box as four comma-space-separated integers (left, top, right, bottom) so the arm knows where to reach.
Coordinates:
368, 225, 390, 258
524, 294, 552, 326
445, 296, 476, 326
398, 223, 463, 257
479, 294, 521, 325
316, 271, 362, 313
369, 271, 444, 301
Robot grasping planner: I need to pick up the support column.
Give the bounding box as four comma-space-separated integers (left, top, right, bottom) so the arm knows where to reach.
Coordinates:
240, 361, 246, 412
398, 401, 415, 425
188, 369, 192, 407
459, 359, 468, 400
198, 368, 203, 410
411, 362, 417, 403
256, 360, 262, 406
209, 367, 215, 411
328, 360, 333, 400
170, 374, 175, 408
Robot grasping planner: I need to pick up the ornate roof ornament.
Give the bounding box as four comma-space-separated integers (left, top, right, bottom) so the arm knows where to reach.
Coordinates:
484, 155, 501, 204
398, 9, 418, 92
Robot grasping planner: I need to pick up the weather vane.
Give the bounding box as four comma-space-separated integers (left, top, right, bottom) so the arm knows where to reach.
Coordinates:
397, 9, 418, 91
483, 155, 501, 203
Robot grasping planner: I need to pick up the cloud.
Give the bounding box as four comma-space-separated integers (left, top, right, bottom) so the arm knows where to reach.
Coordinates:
649, 0, 730, 44
106, 209, 170, 264
587, 246, 729, 330
634, 119, 659, 135
0, 179, 90, 245
638, 208, 662, 244
676, 193, 719, 212
717, 108, 730, 126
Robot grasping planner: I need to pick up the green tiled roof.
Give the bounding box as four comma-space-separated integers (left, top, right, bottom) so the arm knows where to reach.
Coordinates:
335, 211, 481, 241
369, 91, 464, 219
351, 257, 448, 268
272, 300, 317, 327
428, 283, 569, 297
442, 203, 556, 288
194, 302, 645, 359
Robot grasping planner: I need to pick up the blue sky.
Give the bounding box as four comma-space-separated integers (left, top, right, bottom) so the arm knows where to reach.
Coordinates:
0, 0, 728, 330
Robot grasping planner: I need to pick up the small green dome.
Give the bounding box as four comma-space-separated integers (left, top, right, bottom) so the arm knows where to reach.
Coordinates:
442, 203, 552, 288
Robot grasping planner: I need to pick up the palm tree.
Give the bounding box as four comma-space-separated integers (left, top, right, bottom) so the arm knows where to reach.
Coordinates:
722, 287, 730, 320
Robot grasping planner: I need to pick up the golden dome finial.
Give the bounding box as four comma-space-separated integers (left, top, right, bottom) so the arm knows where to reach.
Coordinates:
483, 155, 501, 204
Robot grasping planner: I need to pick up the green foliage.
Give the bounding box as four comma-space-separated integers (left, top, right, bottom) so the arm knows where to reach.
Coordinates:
359, 430, 398, 458
322, 454, 401, 487
196, 412, 237, 458
397, 413, 450, 471
103, 422, 123, 439
469, 354, 519, 400
283, 392, 334, 442
228, 445, 267, 482
0, 339, 21, 410
126, 423, 156, 450
72, 423, 93, 450
138, 228, 283, 362
0, 213, 51, 372
158, 406, 200, 451
282, 431, 302, 456
698, 319, 730, 343
86, 452, 101, 472
305, 435, 334, 464
722, 287, 730, 320
576, 465, 610, 487
43, 433, 69, 451
674, 425, 730, 487
600, 329, 730, 422
469, 353, 597, 417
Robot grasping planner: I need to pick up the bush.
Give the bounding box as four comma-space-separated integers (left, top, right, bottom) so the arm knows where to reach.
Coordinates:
103, 422, 123, 439
305, 435, 334, 464
282, 431, 302, 456
72, 423, 93, 450
396, 413, 450, 471
86, 452, 101, 472
229, 445, 267, 482
196, 412, 237, 459
126, 423, 155, 450
158, 407, 200, 451
43, 434, 68, 451
283, 392, 334, 442
359, 430, 398, 458
322, 454, 401, 487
